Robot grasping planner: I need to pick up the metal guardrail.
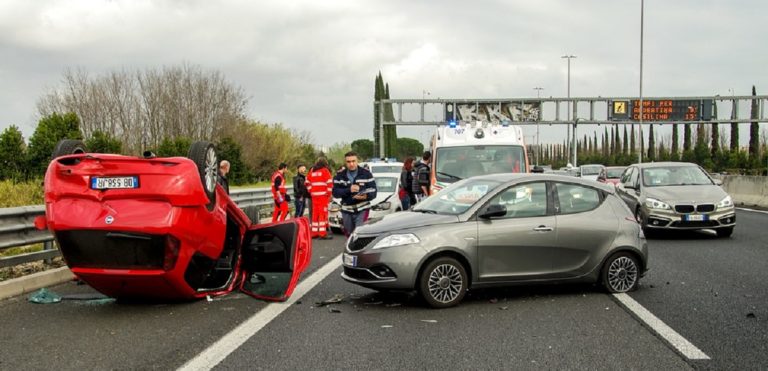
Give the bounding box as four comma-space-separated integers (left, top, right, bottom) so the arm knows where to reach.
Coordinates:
0, 187, 288, 270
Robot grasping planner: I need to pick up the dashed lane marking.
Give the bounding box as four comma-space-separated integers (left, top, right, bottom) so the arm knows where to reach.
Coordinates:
613, 293, 710, 360
178, 254, 343, 371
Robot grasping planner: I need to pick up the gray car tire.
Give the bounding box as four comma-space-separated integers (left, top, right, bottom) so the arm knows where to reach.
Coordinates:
418, 256, 468, 308
602, 252, 640, 293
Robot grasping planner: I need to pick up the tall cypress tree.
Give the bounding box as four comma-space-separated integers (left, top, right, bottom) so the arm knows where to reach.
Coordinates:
749, 85, 760, 165
647, 124, 655, 161
630, 125, 636, 156
615, 124, 622, 155
623, 125, 629, 155
683, 124, 692, 152
730, 96, 739, 152
383, 82, 397, 158
671, 124, 680, 161
711, 101, 720, 160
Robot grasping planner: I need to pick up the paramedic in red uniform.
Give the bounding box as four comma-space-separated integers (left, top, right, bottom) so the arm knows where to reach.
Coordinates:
271, 162, 290, 222
305, 157, 333, 239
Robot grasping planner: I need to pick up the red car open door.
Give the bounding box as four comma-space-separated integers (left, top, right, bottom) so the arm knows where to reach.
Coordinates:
239, 217, 311, 301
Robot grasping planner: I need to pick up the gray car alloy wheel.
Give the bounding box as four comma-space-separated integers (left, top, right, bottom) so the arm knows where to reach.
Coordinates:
606, 255, 638, 293
419, 256, 468, 308
428, 264, 463, 304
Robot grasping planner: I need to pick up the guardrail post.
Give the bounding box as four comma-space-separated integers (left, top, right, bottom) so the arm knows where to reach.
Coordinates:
43, 240, 54, 264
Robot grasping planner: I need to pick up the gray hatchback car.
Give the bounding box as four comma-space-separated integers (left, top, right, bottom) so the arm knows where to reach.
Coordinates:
341, 174, 648, 308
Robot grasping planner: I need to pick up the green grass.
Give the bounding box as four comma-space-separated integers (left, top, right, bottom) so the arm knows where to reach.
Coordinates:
232, 181, 271, 189
0, 180, 45, 208
0, 244, 44, 258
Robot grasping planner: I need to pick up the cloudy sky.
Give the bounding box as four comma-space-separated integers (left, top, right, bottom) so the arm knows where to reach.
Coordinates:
1, 0, 766, 149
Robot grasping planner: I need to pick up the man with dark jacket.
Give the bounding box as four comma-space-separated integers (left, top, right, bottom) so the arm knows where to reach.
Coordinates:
293, 164, 310, 218
332, 151, 377, 237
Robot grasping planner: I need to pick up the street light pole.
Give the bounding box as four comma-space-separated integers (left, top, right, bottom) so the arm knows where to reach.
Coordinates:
638, 0, 645, 163
562, 55, 576, 166
534, 87, 544, 166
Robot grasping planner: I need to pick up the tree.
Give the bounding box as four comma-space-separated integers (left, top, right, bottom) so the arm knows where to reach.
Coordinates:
155, 137, 192, 157
623, 126, 629, 155
730, 97, 739, 152
683, 123, 692, 158
350, 139, 374, 160
749, 85, 761, 167
85, 130, 123, 154
711, 101, 720, 159
647, 124, 655, 161
0, 125, 27, 180
36, 65, 248, 154
216, 137, 252, 185
693, 124, 712, 168
671, 124, 680, 161
630, 125, 636, 156
373, 72, 398, 158
396, 137, 424, 160
26, 112, 83, 177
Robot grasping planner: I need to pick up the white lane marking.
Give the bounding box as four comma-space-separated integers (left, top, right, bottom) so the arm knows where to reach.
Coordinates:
178, 254, 343, 371
736, 207, 768, 215
613, 293, 710, 360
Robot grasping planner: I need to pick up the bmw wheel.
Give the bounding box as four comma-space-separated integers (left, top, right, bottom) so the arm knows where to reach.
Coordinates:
418, 257, 467, 308
187, 141, 218, 211
602, 252, 640, 293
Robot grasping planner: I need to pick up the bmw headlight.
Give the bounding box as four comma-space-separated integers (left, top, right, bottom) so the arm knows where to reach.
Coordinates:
371, 233, 420, 249
329, 203, 341, 212
644, 198, 670, 210
717, 195, 733, 209
372, 201, 391, 211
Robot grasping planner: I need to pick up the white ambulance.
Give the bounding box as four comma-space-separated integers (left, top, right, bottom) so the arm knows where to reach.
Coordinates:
429, 121, 530, 194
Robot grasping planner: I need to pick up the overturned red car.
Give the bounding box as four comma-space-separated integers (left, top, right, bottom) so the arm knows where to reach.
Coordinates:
38, 140, 311, 301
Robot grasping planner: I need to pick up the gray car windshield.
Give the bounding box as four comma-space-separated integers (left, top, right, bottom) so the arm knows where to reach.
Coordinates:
581, 166, 602, 175
642, 166, 713, 187
413, 178, 502, 215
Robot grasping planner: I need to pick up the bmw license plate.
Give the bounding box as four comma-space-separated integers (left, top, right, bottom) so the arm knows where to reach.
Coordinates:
91, 176, 139, 190
683, 214, 707, 221
342, 253, 357, 267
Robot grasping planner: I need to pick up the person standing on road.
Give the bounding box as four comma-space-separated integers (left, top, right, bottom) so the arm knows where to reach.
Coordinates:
305, 157, 333, 239
411, 150, 432, 203
271, 162, 290, 222
218, 160, 230, 195
332, 151, 377, 237
399, 157, 415, 210
293, 164, 310, 218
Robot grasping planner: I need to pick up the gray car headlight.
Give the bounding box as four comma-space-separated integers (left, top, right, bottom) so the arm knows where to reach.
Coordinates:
372, 201, 391, 211
717, 195, 733, 209
645, 197, 670, 210
371, 233, 420, 249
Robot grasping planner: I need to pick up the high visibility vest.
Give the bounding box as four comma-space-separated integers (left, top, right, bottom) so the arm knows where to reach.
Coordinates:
305, 167, 332, 198
271, 171, 287, 200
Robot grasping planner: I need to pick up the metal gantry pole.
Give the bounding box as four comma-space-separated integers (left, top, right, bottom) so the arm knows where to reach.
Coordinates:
638, 0, 645, 164
534, 87, 544, 166
562, 55, 576, 165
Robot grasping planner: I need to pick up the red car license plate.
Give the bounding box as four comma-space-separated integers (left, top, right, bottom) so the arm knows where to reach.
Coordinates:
91, 176, 139, 190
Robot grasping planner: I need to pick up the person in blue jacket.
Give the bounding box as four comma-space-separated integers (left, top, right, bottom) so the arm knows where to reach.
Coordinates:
332, 151, 377, 237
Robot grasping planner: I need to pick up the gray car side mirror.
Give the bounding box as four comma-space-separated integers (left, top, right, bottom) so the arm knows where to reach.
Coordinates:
479, 204, 507, 219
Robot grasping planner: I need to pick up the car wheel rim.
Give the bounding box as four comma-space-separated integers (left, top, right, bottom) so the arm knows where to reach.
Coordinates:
427, 264, 463, 304
608, 256, 638, 292
204, 147, 217, 193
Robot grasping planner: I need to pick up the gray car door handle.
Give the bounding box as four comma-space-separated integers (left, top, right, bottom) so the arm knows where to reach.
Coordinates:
533, 225, 553, 232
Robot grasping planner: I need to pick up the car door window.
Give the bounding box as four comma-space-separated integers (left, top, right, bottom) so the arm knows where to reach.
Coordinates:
555, 183, 601, 214
487, 182, 547, 218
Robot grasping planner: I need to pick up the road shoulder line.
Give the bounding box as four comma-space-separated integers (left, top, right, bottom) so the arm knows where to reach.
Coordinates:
613, 293, 710, 360
178, 254, 343, 371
